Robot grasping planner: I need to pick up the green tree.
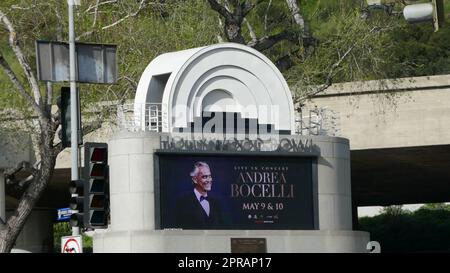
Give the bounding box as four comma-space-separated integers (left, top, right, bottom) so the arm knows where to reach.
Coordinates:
53, 222, 71, 253
359, 204, 450, 252
53, 222, 92, 253
207, 0, 403, 103
380, 205, 406, 216
421, 203, 450, 210
0, 0, 219, 253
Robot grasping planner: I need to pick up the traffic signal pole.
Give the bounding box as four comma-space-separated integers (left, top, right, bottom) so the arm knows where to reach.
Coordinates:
68, 0, 80, 236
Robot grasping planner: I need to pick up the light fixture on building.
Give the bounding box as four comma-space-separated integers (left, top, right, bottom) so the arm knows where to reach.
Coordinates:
364, 0, 445, 32
403, 0, 445, 32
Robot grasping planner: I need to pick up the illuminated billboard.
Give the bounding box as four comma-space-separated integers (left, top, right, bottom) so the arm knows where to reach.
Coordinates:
156, 153, 317, 230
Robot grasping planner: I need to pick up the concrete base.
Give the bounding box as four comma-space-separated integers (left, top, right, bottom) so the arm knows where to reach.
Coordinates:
93, 230, 370, 253
98, 132, 368, 253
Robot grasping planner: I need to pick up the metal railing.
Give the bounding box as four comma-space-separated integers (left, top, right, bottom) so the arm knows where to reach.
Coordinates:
116, 103, 167, 132
295, 106, 341, 136
116, 103, 340, 136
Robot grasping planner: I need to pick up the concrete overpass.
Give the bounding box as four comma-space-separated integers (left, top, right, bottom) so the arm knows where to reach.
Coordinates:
303, 74, 450, 207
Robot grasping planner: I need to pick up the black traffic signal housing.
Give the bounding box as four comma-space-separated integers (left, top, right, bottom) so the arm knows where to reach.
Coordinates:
69, 179, 85, 228
84, 142, 110, 228
57, 87, 82, 148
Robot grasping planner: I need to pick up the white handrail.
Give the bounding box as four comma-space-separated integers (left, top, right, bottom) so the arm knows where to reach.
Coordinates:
117, 103, 166, 132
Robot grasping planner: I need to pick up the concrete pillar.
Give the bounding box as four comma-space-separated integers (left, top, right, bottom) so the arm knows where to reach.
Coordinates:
315, 137, 353, 230
108, 132, 161, 232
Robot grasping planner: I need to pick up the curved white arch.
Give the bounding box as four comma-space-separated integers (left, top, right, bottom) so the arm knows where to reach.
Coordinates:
134, 43, 295, 133
201, 89, 237, 113
193, 76, 258, 118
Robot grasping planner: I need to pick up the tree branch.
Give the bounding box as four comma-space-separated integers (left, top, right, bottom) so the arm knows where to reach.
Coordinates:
8, 175, 34, 191
300, 46, 354, 101
82, 119, 103, 136
4, 160, 40, 193
52, 112, 61, 132
208, 0, 233, 21
92, 0, 101, 28
76, 30, 95, 41
275, 49, 299, 72
241, 0, 267, 17
247, 30, 297, 51
53, 3, 64, 41
52, 142, 64, 157
0, 53, 43, 117
77, 0, 150, 40
295, 27, 381, 103
85, 0, 118, 13
3, 161, 33, 178
102, 0, 148, 30
43, 82, 52, 114
118, 75, 138, 89
0, 10, 42, 111
285, 0, 316, 49
244, 18, 257, 42
216, 13, 225, 43
285, 0, 308, 35
264, 0, 273, 32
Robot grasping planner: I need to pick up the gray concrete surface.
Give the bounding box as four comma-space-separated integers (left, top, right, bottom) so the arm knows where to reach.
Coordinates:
302, 74, 450, 206
304, 74, 450, 150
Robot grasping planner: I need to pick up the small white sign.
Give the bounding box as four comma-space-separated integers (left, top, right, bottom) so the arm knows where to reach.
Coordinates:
61, 235, 83, 253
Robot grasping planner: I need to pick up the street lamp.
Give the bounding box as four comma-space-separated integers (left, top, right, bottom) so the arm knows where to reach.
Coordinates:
403, 0, 445, 32
364, 0, 445, 32
403, 3, 434, 23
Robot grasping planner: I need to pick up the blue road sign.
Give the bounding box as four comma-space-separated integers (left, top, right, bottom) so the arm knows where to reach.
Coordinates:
57, 207, 72, 221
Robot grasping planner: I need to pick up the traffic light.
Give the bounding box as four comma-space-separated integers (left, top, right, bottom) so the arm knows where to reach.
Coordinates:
57, 87, 82, 148
69, 179, 85, 227
84, 142, 110, 228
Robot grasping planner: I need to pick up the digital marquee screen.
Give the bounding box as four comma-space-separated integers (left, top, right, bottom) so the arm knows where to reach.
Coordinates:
157, 153, 316, 230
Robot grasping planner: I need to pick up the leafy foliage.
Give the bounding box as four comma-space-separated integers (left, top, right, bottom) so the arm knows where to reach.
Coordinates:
2, 0, 450, 108
0, 0, 219, 109
359, 204, 450, 252
386, 23, 450, 77
286, 7, 400, 98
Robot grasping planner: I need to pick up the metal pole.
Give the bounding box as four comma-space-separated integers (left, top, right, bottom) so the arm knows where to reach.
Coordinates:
68, 0, 79, 236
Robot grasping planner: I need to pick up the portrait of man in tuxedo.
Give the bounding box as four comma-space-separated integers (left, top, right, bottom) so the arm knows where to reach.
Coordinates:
174, 161, 225, 229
